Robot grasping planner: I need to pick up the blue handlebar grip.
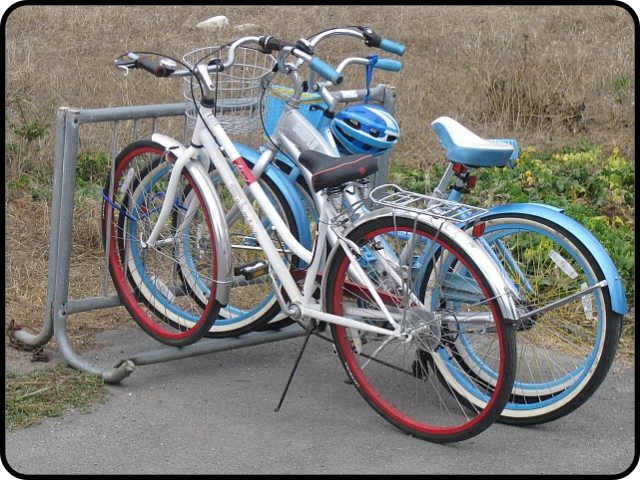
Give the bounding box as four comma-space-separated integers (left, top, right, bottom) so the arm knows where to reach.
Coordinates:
310, 57, 344, 84
374, 59, 402, 72
379, 38, 406, 56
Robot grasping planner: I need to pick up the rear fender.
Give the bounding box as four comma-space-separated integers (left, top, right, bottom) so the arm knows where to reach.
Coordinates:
484, 203, 627, 315
151, 133, 232, 306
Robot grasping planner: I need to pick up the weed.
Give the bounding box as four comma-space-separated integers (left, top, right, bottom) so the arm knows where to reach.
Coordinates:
76, 150, 111, 185
611, 75, 631, 104
5, 365, 108, 432
10, 101, 49, 142
7, 175, 30, 191
10, 120, 49, 143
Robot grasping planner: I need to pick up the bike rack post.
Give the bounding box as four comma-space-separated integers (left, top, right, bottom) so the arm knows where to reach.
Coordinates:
8, 86, 396, 384
373, 85, 397, 190
10, 107, 70, 349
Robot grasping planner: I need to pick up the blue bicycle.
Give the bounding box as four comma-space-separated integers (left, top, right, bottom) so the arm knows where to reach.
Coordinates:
234, 26, 627, 426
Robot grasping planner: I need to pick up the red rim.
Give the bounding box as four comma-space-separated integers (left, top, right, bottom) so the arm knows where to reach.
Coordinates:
105, 145, 218, 341
331, 225, 505, 437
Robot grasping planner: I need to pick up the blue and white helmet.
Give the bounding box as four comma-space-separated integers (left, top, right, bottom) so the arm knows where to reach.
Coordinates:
331, 104, 400, 156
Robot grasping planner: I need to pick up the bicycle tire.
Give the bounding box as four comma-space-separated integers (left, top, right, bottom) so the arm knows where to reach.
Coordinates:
457, 213, 622, 425
102, 140, 221, 347
324, 214, 517, 443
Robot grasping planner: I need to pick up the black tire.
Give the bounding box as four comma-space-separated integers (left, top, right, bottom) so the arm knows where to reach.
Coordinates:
102, 140, 221, 347
324, 215, 517, 443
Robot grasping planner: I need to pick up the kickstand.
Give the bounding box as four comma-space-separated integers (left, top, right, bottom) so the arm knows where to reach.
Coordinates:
274, 321, 316, 412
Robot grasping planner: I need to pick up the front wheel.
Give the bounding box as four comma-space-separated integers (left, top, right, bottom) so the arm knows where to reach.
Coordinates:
103, 140, 221, 347
324, 215, 517, 443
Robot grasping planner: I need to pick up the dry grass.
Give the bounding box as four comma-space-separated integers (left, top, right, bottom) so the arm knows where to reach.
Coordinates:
4, 6, 635, 351
5, 6, 634, 172
5, 194, 134, 350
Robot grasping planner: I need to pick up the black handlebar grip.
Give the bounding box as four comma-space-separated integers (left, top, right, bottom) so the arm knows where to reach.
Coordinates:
260, 36, 281, 53
259, 36, 297, 53
136, 56, 168, 78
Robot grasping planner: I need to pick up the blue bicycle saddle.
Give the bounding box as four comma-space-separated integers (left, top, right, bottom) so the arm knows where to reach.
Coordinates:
431, 116, 515, 168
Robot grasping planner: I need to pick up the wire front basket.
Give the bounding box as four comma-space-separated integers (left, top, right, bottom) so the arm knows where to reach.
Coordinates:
182, 46, 276, 136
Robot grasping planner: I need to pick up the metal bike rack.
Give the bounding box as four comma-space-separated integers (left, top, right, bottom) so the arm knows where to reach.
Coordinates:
7, 85, 396, 384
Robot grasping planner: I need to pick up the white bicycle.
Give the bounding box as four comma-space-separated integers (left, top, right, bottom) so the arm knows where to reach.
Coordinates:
105, 34, 520, 443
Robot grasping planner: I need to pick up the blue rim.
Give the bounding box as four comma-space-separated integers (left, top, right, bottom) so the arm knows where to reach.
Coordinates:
127, 166, 199, 324
434, 221, 604, 410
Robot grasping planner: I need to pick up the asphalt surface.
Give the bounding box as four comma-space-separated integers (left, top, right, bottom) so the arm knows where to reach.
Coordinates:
4, 325, 637, 475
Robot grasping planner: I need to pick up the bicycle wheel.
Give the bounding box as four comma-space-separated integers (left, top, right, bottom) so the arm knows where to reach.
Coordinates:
103, 140, 221, 347
177, 166, 304, 337
453, 213, 622, 425
324, 214, 517, 443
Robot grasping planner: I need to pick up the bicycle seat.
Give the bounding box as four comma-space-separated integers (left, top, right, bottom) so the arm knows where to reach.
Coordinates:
431, 116, 515, 168
299, 150, 378, 192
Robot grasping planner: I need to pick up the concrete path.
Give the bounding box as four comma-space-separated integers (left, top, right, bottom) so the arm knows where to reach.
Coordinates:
3, 326, 636, 475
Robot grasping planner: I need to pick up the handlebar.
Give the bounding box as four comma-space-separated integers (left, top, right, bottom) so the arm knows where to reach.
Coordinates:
372, 58, 403, 72
116, 34, 344, 85
306, 26, 405, 57
258, 36, 343, 84
377, 37, 405, 56
293, 26, 404, 88
309, 57, 344, 85
335, 57, 402, 75
115, 53, 174, 78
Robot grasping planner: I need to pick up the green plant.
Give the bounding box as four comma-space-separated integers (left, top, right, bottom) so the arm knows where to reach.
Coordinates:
6, 172, 52, 201
76, 149, 111, 185
9, 102, 49, 142
5, 365, 108, 432
7, 175, 30, 191
611, 75, 631, 104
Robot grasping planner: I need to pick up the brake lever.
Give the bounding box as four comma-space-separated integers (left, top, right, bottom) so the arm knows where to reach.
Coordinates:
114, 59, 136, 76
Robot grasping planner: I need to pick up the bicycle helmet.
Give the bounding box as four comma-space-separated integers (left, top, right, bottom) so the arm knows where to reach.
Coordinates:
331, 104, 400, 156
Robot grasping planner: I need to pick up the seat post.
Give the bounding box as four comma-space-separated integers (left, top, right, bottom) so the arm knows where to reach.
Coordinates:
432, 162, 456, 200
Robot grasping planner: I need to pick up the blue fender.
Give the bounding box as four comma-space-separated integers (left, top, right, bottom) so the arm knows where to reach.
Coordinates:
234, 143, 312, 255
483, 203, 628, 315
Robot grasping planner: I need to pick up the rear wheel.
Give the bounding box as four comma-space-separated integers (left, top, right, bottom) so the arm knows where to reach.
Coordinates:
324, 215, 517, 443
460, 214, 622, 425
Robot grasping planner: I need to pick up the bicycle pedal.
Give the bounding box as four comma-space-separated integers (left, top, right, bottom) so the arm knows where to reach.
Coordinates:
234, 260, 269, 280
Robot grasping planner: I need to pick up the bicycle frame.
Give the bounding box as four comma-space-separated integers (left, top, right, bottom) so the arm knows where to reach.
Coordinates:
145, 102, 416, 339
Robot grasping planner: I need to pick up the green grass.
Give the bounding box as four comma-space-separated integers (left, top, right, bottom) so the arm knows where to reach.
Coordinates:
6, 148, 111, 202
5, 366, 108, 432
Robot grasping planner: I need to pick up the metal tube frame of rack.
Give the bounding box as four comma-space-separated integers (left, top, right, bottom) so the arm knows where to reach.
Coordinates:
7, 85, 397, 384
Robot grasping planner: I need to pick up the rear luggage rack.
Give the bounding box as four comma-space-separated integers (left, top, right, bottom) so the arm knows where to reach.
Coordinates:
370, 184, 488, 223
